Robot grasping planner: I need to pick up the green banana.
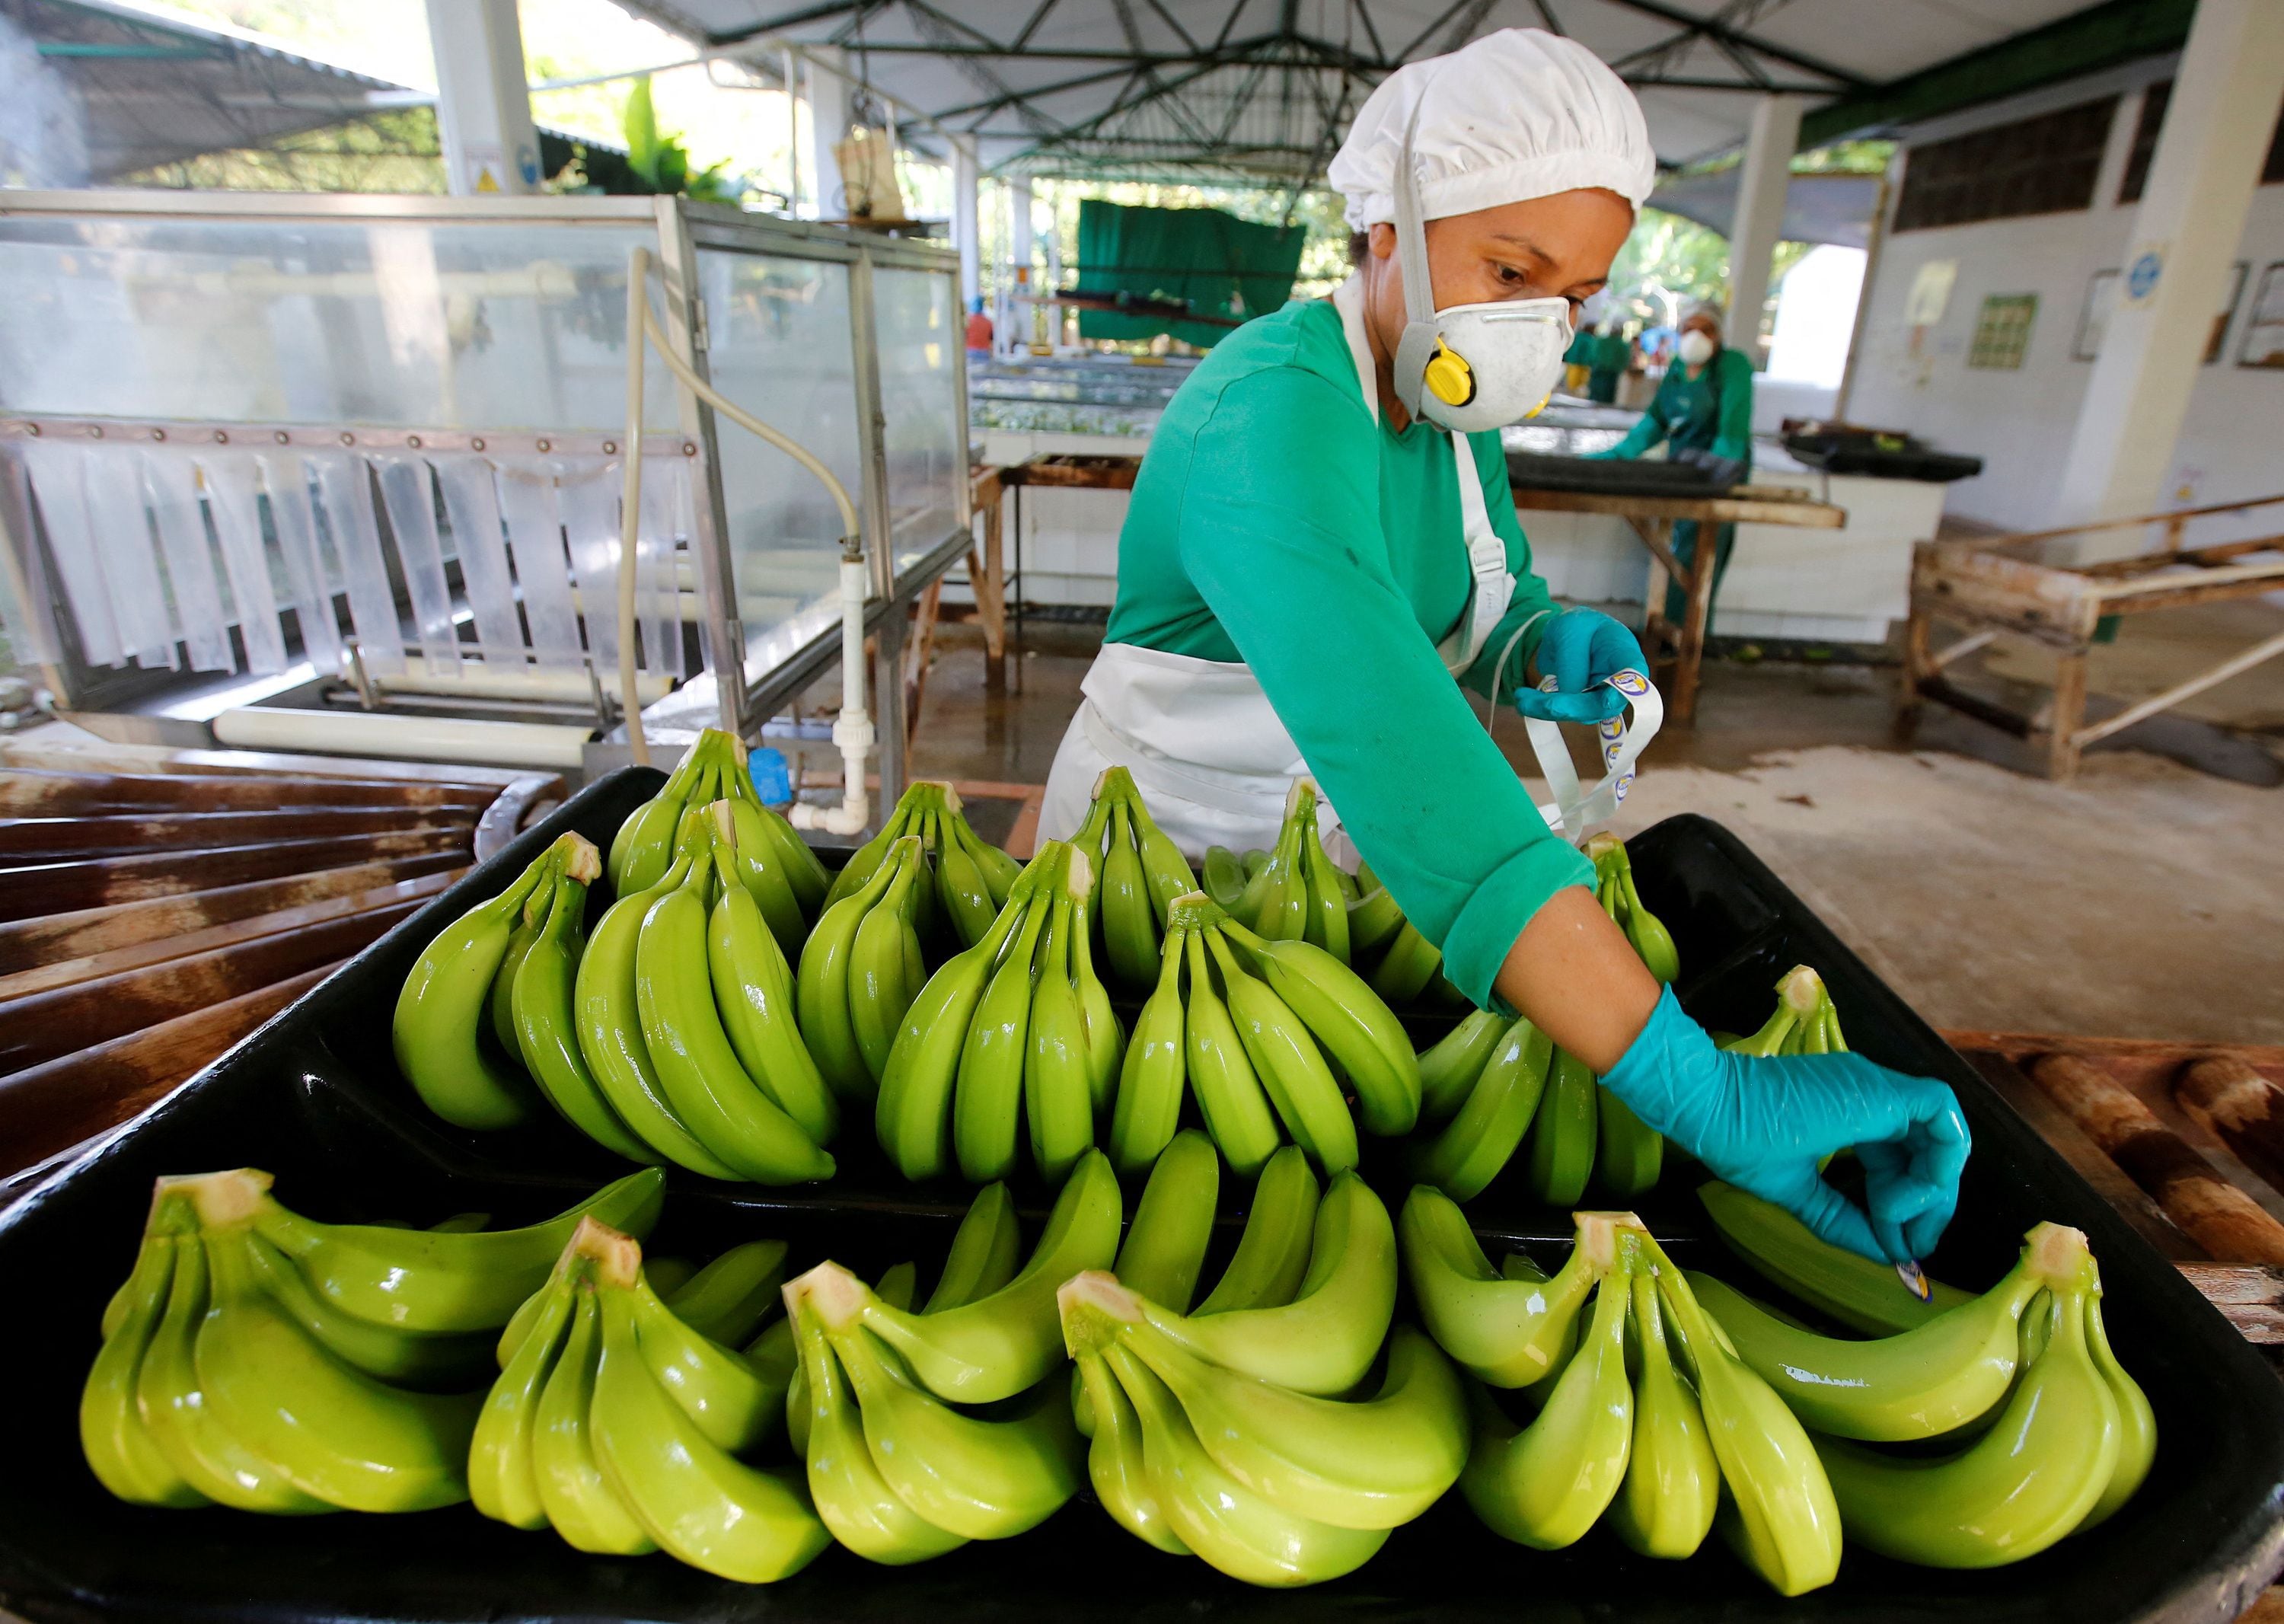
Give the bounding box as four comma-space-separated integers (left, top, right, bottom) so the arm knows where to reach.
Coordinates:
847, 834, 929, 1088
1418, 1009, 1510, 1124
1104, 1343, 1386, 1587
1525, 1046, 1599, 1208
1025, 892, 1097, 1182
136, 1234, 332, 1514
2082, 1281, 2155, 1527
1249, 781, 1313, 941
626, 1278, 781, 1455
488, 854, 561, 1056
953, 881, 1052, 1183
821, 786, 923, 912
799, 838, 908, 1100
194, 1232, 482, 1512
793, 1300, 968, 1565
1346, 873, 1403, 958
1462, 1228, 1635, 1549
1699, 1180, 1970, 1334
1369, 920, 1441, 1004
1100, 797, 1160, 989
532, 1283, 655, 1554
1608, 1264, 1718, 1559
1405, 1018, 1552, 1201
592, 1282, 831, 1581
1194, 1144, 1319, 1315
233, 1166, 662, 1334
929, 809, 995, 952
394, 834, 585, 1129
703, 810, 837, 1146
643, 1256, 697, 1297
469, 1267, 571, 1529
234, 1230, 493, 1389
734, 755, 831, 917
1184, 929, 1282, 1177
925, 1183, 1024, 1313
1687, 1224, 2066, 1441
1069, 892, 1126, 1115
875, 873, 1035, 1181
1225, 919, 1421, 1137
1201, 846, 1248, 909
636, 853, 834, 1185
1297, 818, 1351, 965
1648, 1239, 1842, 1596
1813, 1254, 2119, 1570
1207, 929, 1356, 1174
945, 796, 1022, 905
1399, 1190, 1607, 1387
1114, 1129, 1220, 1311
783, 1262, 918, 1457
1074, 1349, 1188, 1554
1587, 833, 1680, 984
575, 825, 744, 1179
1067, 1275, 1466, 1531
812, 1148, 1121, 1403
1107, 930, 1187, 1173
513, 870, 659, 1165
609, 732, 713, 895
1127, 798, 1198, 920
1099, 1169, 1392, 1396
1594, 1082, 1664, 1200
719, 790, 812, 959
81, 1227, 209, 1508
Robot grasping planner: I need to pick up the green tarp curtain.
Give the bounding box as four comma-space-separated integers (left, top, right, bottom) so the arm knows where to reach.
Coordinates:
1072, 199, 1306, 348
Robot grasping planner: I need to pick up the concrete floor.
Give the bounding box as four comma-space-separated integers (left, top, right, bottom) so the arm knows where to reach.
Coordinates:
892, 609, 2284, 1048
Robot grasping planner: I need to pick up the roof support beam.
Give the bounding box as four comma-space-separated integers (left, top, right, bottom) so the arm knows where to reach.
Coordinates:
1591, 0, 1865, 88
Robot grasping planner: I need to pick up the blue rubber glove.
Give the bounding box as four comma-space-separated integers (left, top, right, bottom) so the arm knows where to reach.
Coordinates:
1513, 608, 1642, 726
1602, 987, 1972, 1263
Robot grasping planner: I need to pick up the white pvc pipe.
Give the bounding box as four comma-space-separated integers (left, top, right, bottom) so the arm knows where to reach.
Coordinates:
213, 707, 590, 770
368, 666, 672, 704
617, 244, 872, 835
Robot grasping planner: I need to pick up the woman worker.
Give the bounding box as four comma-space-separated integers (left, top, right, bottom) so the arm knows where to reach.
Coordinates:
1595, 300, 1756, 629
1039, 29, 1966, 1265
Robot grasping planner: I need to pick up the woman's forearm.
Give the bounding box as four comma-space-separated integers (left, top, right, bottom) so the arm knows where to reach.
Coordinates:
1491, 885, 1661, 1073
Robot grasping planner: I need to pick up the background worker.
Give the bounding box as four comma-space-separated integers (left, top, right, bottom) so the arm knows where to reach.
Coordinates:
1586, 316, 1630, 404
1037, 30, 1967, 1265
1593, 301, 1755, 629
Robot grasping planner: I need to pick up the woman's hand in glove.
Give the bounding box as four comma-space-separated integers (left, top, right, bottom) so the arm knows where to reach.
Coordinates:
1600, 987, 1972, 1263
1515, 607, 1644, 726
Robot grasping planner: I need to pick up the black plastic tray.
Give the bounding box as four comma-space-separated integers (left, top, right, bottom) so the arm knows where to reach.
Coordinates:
2, 770, 2279, 1623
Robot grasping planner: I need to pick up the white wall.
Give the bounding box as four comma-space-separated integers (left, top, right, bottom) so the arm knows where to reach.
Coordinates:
1848, 59, 2284, 538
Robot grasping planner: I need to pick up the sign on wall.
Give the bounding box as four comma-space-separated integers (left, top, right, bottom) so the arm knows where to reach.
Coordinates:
1967, 294, 2037, 369
2072, 270, 2120, 362
2239, 263, 2284, 369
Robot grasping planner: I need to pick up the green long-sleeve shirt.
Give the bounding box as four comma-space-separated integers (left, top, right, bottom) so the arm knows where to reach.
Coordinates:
1606, 344, 1756, 464
1102, 296, 1593, 1006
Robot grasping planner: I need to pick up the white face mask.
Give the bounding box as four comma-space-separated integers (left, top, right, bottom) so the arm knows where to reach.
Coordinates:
1677, 330, 1717, 367
1387, 94, 1573, 434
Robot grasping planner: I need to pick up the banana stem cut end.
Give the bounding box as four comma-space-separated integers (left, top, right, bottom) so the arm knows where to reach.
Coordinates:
568, 1216, 643, 1287
159, 1168, 271, 1230
2024, 1221, 2092, 1283
789, 1261, 870, 1330
1057, 1270, 1141, 1354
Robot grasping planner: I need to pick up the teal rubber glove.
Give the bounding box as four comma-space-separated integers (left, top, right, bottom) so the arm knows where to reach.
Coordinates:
1513, 608, 1643, 726
1600, 987, 1972, 1263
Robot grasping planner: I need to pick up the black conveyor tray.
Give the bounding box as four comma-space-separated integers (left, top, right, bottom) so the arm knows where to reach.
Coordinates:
1, 770, 2279, 1623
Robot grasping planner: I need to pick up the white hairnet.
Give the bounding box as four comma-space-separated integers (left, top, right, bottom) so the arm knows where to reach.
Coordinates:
1680, 300, 1724, 330
1329, 29, 1656, 232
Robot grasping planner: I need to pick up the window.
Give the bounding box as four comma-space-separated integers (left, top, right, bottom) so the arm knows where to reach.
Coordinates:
1893, 98, 2119, 231
2120, 80, 2284, 203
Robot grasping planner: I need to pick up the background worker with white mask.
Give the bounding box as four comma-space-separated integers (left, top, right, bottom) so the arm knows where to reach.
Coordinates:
1593, 300, 1758, 629
1038, 28, 1967, 1266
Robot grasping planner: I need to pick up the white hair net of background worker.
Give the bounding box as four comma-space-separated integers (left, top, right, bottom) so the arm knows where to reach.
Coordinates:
1032, 27, 1970, 1267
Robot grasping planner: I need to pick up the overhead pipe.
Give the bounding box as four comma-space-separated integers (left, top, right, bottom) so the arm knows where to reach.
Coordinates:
619, 246, 875, 835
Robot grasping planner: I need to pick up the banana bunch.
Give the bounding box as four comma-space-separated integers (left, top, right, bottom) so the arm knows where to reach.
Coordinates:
1059, 1141, 1443, 1588
781, 1158, 1119, 1563
1405, 1010, 1665, 1204
1402, 1190, 1844, 1594
1724, 963, 1850, 1057
83, 1167, 662, 1514
1104, 889, 1420, 1178
564, 802, 838, 1184
1068, 767, 1199, 991
875, 842, 1128, 1183
609, 728, 828, 960
1587, 831, 1680, 983
823, 780, 1023, 952
1803, 1230, 2155, 1567
1197, 779, 1354, 960
471, 1217, 828, 1581
395, 831, 599, 1131
797, 831, 930, 1101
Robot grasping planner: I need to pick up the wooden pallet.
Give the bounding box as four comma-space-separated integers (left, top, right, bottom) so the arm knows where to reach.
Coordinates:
1946, 1028, 2284, 1342
0, 741, 561, 1196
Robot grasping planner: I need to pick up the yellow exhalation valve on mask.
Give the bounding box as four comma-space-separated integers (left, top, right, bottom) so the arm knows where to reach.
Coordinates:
1424, 338, 1476, 407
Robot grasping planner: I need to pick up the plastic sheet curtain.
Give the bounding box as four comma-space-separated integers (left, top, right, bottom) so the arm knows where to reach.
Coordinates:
5, 444, 702, 688
1072, 199, 1306, 348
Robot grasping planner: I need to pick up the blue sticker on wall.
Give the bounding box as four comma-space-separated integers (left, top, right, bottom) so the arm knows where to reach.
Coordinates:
2126, 250, 2163, 302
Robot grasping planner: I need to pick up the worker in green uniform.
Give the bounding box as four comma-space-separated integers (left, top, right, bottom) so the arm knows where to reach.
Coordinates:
1586, 317, 1630, 404
1561, 324, 1596, 396
1038, 28, 1967, 1265
1595, 301, 1756, 630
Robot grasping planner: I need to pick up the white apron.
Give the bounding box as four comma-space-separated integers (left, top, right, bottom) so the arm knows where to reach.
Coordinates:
1038, 276, 1658, 860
